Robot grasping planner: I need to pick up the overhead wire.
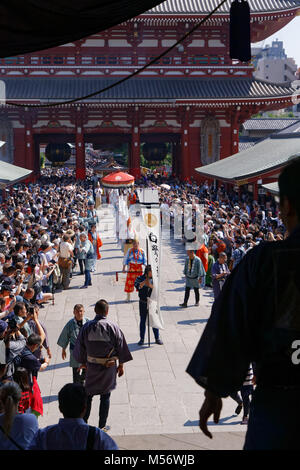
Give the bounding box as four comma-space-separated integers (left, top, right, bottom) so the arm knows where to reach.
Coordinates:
4, 0, 229, 108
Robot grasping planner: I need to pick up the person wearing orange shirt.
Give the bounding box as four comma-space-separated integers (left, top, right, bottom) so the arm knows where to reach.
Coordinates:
128, 190, 137, 207
196, 244, 209, 288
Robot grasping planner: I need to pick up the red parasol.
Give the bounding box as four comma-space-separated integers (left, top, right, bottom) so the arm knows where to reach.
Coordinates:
101, 171, 134, 188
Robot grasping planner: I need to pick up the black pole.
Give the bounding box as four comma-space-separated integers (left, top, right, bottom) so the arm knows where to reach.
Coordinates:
147, 237, 150, 348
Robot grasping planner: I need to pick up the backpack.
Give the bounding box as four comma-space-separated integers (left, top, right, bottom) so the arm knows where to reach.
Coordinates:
29, 253, 42, 268
52, 263, 61, 285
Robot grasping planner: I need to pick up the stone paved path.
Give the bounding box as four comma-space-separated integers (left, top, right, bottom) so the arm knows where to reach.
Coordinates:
35, 206, 246, 449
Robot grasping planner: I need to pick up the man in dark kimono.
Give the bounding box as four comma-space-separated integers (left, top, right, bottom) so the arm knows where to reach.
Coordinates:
186, 159, 300, 450
73, 299, 133, 432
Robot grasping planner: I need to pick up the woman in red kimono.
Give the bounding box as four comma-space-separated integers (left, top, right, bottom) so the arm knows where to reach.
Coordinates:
122, 240, 146, 302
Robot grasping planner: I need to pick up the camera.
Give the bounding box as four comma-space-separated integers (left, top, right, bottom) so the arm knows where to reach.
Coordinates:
28, 306, 35, 315
0, 242, 7, 253
7, 317, 18, 331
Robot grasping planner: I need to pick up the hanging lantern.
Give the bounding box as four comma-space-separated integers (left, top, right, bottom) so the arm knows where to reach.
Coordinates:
230, 0, 251, 63
45, 143, 71, 167
142, 143, 168, 165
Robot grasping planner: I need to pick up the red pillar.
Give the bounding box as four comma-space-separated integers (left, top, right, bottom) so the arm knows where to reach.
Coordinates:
75, 115, 86, 180
189, 127, 200, 181
220, 127, 232, 159
179, 107, 192, 182
253, 181, 258, 201
172, 142, 178, 177
22, 115, 37, 182
130, 124, 141, 179
231, 111, 240, 156
13, 128, 26, 167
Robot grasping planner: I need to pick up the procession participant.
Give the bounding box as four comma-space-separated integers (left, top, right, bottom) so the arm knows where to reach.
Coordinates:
95, 184, 103, 209
134, 265, 163, 346
179, 250, 205, 308
122, 239, 146, 302
73, 299, 132, 432
127, 189, 137, 206
57, 304, 90, 384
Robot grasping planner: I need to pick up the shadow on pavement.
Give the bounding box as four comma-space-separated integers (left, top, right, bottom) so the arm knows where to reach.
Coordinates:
166, 287, 185, 292
101, 248, 121, 252
185, 414, 239, 427
160, 306, 182, 311
46, 362, 69, 371
203, 292, 214, 298
177, 319, 208, 325
127, 342, 154, 352
98, 271, 119, 276
42, 395, 58, 404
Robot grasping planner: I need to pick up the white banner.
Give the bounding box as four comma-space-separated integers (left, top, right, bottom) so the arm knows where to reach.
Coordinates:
118, 195, 129, 241
140, 206, 164, 330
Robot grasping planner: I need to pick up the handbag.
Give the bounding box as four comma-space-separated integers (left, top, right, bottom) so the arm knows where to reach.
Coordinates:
86, 249, 94, 260
58, 257, 72, 269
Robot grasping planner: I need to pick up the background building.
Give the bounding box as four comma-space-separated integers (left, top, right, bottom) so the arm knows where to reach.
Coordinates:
0, 0, 299, 182
254, 39, 297, 83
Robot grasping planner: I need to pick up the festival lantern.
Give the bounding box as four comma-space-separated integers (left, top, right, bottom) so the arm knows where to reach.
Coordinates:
142, 143, 168, 165
45, 143, 71, 166
101, 171, 134, 189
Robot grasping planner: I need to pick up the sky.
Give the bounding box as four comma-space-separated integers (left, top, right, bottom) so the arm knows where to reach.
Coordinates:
253, 15, 300, 67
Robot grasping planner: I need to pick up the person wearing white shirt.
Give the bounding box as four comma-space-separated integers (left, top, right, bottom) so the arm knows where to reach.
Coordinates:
58, 235, 74, 290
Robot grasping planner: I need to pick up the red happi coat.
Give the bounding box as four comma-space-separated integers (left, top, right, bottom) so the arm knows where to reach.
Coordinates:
88, 232, 103, 260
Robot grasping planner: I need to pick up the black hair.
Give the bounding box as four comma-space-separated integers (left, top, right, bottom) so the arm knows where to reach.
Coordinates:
58, 383, 87, 418
94, 299, 109, 315
279, 158, 300, 219
13, 367, 31, 392
144, 265, 152, 276
13, 302, 25, 316
27, 333, 42, 346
